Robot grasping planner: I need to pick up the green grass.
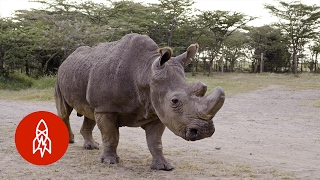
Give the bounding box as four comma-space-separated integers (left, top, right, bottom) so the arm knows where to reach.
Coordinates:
313, 100, 320, 109
186, 72, 320, 96
0, 72, 319, 101
0, 73, 33, 90
0, 72, 56, 101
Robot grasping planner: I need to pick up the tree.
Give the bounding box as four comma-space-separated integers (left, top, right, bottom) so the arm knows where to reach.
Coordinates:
309, 41, 320, 72
248, 25, 290, 73
0, 18, 13, 76
107, 0, 160, 40
265, 1, 320, 74
223, 30, 249, 72
197, 10, 256, 74
78, 0, 110, 25
0, 18, 30, 76
10, 0, 114, 75
3, 0, 280, 76
156, 0, 195, 47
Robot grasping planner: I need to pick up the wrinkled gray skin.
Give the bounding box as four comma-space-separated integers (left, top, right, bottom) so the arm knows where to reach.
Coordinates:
55, 34, 225, 171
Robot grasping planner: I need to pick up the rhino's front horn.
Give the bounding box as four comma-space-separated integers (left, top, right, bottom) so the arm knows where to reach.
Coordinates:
197, 87, 225, 120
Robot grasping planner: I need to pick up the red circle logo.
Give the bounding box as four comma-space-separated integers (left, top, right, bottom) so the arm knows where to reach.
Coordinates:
15, 111, 69, 165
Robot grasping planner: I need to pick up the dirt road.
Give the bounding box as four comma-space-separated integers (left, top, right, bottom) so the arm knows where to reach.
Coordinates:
1, 86, 319, 179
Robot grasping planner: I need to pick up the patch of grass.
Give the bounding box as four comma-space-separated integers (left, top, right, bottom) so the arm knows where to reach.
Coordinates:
313, 100, 320, 108
207, 161, 255, 179
269, 168, 298, 180
32, 75, 56, 89
0, 73, 56, 101
1, 72, 319, 101
0, 73, 33, 90
207, 160, 223, 165
179, 161, 204, 171
186, 73, 320, 96
3, 88, 55, 101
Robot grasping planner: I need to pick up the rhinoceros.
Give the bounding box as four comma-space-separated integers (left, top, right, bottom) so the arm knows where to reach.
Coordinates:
54, 33, 225, 170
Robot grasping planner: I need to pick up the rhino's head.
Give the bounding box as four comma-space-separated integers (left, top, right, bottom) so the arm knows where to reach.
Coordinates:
150, 44, 225, 141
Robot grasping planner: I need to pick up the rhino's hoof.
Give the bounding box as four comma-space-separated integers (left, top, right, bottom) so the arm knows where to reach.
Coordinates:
69, 134, 75, 143
151, 163, 174, 171
84, 141, 99, 150
101, 156, 120, 164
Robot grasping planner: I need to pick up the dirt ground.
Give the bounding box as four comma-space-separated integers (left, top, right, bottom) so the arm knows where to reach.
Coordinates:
0, 85, 320, 180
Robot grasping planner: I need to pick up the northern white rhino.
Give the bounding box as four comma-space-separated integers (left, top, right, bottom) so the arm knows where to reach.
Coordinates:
55, 33, 225, 170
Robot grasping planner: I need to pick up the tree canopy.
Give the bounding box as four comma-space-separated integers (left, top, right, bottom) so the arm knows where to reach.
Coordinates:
265, 0, 320, 73
0, 0, 319, 77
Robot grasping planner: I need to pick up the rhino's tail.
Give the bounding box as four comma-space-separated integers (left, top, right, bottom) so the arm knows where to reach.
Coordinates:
54, 79, 74, 143
54, 81, 72, 118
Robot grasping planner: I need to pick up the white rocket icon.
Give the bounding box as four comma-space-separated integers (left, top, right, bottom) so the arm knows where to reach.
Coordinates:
33, 119, 52, 158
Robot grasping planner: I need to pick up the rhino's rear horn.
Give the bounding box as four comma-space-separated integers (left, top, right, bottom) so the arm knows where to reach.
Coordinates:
190, 81, 207, 97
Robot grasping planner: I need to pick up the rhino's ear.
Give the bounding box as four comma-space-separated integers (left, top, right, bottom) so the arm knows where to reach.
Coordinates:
158, 47, 172, 66
177, 44, 199, 66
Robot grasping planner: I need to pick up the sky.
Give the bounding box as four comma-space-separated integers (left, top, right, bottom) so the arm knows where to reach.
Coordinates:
0, 0, 319, 27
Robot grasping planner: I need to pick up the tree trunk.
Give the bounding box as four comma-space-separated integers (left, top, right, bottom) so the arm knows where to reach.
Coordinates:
167, 18, 176, 46
0, 45, 4, 77
292, 50, 297, 74
315, 53, 318, 73
260, 53, 264, 73
209, 59, 213, 74
253, 60, 258, 73
221, 61, 224, 73
221, 51, 224, 73
216, 60, 219, 72
195, 60, 198, 72
287, 55, 291, 73
230, 61, 233, 72
25, 59, 29, 76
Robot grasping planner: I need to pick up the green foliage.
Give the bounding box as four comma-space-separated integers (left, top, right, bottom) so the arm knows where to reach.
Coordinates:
248, 25, 290, 73
196, 10, 256, 73
143, 0, 196, 52
224, 31, 250, 72
0, 72, 55, 91
0, 73, 33, 90
265, 1, 320, 74
0, 0, 319, 77
32, 75, 56, 89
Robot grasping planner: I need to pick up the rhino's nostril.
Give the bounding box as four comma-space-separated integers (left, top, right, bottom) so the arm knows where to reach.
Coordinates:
190, 129, 198, 139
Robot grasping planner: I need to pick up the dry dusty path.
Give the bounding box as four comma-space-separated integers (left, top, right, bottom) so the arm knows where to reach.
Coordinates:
0, 86, 319, 179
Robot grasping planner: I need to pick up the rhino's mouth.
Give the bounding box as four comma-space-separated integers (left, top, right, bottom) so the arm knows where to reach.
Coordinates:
185, 122, 215, 141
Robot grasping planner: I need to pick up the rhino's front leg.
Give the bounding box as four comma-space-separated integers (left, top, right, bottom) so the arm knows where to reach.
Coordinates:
95, 112, 120, 164
142, 119, 174, 171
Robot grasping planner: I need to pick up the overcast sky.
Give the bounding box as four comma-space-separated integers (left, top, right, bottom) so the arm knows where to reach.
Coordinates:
0, 0, 319, 27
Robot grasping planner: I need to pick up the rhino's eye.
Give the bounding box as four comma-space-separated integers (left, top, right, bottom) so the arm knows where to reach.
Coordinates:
170, 97, 182, 110
171, 98, 179, 105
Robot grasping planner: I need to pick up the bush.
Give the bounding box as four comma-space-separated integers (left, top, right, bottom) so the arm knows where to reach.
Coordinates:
0, 73, 33, 90
32, 75, 56, 89
0, 73, 56, 91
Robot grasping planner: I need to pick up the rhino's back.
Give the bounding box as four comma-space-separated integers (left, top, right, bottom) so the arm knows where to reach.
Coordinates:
56, 34, 159, 122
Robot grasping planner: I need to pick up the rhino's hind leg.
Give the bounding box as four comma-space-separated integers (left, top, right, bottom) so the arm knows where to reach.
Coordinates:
55, 93, 74, 143
95, 112, 120, 164
142, 119, 174, 171
80, 116, 99, 150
